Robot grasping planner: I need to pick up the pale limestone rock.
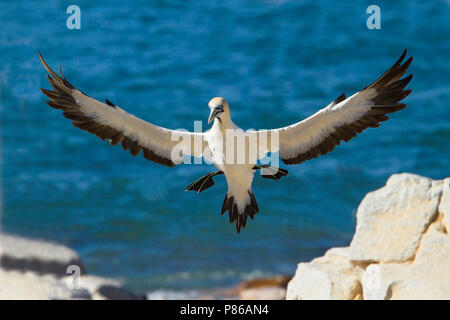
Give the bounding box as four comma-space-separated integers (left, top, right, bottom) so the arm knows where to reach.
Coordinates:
0, 270, 72, 300
362, 223, 450, 300
0, 266, 138, 300
361, 263, 407, 300
286, 263, 331, 300
288, 173, 449, 300
349, 173, 442, 263
0, 233, 85, 276
0, 233, 139, 300
286, 247, 362, 300
396, 222, 450, 299
438, 178, 450, 232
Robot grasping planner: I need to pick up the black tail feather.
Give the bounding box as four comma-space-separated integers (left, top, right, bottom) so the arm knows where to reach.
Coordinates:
248, 191, 259, 219
221, 191, 259, 234
221, 195, 234, 215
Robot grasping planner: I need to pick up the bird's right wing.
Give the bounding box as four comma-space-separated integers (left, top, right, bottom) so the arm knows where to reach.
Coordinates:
39, 52, 209, 167
258, 50, 413, 165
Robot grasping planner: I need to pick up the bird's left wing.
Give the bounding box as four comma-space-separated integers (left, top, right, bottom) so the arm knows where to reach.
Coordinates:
259, 49, 413, 165
39, 52, 208, 167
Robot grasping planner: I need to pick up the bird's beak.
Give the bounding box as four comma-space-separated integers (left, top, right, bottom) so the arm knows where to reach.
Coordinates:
208, 107, 224, 124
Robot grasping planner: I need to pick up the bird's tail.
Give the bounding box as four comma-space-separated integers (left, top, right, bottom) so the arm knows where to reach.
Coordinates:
221, 190, 259, 234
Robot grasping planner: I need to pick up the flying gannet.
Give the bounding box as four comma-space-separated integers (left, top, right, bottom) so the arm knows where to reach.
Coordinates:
38, 50, 413, 233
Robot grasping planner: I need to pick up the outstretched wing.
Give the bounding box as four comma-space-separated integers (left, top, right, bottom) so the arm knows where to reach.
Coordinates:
266, 49, 413, 165
38, 52, 208, 167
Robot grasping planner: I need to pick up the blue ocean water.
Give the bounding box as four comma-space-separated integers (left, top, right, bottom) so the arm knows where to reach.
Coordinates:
0, 0, 449, 293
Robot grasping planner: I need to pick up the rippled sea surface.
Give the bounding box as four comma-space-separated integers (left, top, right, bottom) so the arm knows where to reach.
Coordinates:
1, 1, 449, 292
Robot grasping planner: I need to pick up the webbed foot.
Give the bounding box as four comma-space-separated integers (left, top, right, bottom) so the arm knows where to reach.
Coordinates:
185, 171, 224, 193
253, 165, 288, 180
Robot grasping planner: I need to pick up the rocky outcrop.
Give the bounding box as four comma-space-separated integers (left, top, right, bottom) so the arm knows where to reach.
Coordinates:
0, 233, 86, 277
287, 247, 363, 300
0, 233, 141, 300
286, 173, 450, 300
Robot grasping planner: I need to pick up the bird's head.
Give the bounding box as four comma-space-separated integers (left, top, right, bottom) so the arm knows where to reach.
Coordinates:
208, 97, 229, 124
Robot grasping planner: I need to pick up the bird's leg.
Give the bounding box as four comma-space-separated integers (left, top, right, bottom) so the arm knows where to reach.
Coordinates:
185, 171, 224, 193
253, 165, 289, 180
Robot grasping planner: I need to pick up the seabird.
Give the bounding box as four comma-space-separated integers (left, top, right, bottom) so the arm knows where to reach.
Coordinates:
38, 50, 413, 233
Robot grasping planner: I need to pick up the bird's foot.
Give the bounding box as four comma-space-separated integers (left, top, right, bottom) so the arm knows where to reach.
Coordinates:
253, 165, 289, 180
185, 171, 224, 193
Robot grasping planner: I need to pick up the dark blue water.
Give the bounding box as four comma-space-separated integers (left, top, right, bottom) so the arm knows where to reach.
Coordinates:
1, 0, 449, 292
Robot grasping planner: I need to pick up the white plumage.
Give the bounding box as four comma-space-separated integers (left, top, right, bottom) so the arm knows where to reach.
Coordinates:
39, 50, 413, 233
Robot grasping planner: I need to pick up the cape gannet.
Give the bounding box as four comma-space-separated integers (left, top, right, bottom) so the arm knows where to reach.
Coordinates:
38, 50, 413, 233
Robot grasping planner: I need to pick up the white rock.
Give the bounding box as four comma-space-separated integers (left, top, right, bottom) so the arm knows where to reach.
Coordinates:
286, 263, 331, 300
286, 247, 362, 300
0, 270, 72, 300
0, 233, 139, 300
349, 173, 442, 263
0, 233, 85, 276
361, 263, 404, 300
288, 173, 449, 300
362, 223, 450, 300
0, 270, 139, 300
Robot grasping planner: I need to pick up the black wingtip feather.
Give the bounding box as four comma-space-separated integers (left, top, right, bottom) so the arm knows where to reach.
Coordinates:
39, 52, 176, 168
282, 49, 413, 166
330, 93, 347, 107
105, 99, 117, 108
